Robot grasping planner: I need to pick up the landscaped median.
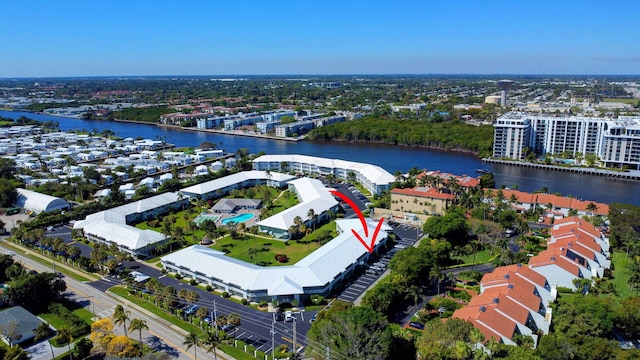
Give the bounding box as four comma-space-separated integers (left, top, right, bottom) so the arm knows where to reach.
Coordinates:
1, 241, 99, 282
108, 286, 274, 360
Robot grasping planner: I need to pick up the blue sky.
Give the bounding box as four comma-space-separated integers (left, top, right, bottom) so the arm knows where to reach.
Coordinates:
2, 1, 639, 77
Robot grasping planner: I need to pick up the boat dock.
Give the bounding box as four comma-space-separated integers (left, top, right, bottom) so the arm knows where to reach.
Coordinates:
483, 158, 640, 181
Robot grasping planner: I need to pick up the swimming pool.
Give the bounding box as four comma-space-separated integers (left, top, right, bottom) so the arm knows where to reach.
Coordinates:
221, 213, 255, 225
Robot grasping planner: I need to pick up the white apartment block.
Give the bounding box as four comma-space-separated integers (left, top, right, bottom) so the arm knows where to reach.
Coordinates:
493, 112, 640, 170
492, 114, 531, 160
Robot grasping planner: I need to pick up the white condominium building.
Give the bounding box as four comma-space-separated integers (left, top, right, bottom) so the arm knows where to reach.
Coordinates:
493, 112, 640, 170
252, 154, 395, 195
492, 113, 531, 160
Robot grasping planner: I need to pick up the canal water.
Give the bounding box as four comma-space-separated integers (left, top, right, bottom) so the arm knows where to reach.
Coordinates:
2, 110, 639, 206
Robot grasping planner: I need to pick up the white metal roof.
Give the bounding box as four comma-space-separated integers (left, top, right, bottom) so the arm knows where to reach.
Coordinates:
161, 218, 391, 296
15, 188, 69, 213
180, 171, 295, 196
256, 177, 338, 231
73, 192, 178, 251
252, 154, 395, 187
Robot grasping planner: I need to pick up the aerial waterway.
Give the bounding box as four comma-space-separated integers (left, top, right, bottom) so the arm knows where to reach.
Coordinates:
2, 109, 640, 206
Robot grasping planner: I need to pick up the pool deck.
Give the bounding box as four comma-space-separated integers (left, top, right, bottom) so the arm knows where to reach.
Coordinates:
196, 209, 260, 228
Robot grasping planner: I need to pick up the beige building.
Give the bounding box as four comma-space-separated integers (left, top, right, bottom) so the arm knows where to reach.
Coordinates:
390, 187, 454, 216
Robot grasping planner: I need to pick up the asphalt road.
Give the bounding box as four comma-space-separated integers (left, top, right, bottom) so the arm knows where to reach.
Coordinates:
115, 259, 318, 356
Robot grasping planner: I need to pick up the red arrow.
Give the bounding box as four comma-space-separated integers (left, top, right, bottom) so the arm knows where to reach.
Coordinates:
330, 190, 385, 253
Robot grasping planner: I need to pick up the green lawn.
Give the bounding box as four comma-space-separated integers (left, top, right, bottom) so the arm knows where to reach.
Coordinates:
611, 251, 634, 298
109, 287, 203, 334
39, 312, 68, 329
214, 235, 319, 265
266, 190, 299, 216
72, 307, 95, 324
453, 249, 493, 265
602, 98, 639, 105
109, 286, 264, 360
2, 243, 97, 282
211, 221, 337, 265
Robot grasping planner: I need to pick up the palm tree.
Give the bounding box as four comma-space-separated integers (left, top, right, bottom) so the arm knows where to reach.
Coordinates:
35, 322, 54, 359
248, 248, 259, 263
113, 304, 131, 337
201, 330, 222, 360
183, 332, 202, 360
58, 327, 73, 360
586, 202, 598, 216
185, 290, 200, 305
307, 208, 317, 233
128, 318, 148, 353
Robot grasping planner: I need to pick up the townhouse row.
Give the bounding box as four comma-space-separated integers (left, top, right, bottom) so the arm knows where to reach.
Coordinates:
454, 217, 611, 348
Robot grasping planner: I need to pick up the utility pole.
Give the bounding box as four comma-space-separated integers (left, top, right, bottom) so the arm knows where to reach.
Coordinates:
271, 321, 275, 360
213, 299, 217, 326
292, 316, 297, 358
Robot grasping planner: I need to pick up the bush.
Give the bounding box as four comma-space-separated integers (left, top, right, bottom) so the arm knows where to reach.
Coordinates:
241, 298, 249, 305
175, 274, 182, 280
222, 292, 230, 298
205, 285, 213, 292
48, 303, 90, 338
189, 279, 197, 286
457, 270, 483, 282
310, 294, 325, 305
448, 290, 472, 302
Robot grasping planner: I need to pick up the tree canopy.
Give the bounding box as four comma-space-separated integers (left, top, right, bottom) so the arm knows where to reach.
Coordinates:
307, 305, 393, 360
422, 207, 469, 246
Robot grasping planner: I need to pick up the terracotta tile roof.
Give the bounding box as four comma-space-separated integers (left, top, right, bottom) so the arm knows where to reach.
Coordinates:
478, 278, 542, 314
485, 190, 608, 215
390, 186, 455, 200
481, 264, 548, 289
453, 307, 510, 344
476, 306, 518, 340
418, 170, 480, 188
549, 237, 597, 261
529, 248, 583, 276
553, 217, 602, 240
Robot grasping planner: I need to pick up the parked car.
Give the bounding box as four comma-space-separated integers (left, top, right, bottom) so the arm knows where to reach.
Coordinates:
184, 304, 200, 316
285, 310, 295, 322
274, 311, 284, 322
221, 323, 235, 332
309, 315, 317, 323
409, 322, 425, 330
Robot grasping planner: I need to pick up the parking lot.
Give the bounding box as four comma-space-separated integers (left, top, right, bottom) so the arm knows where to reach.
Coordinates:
336, 225, 420, 303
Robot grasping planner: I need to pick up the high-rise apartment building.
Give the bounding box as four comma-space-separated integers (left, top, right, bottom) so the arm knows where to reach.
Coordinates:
493, 112, 640, 170
492, 113, 531, 160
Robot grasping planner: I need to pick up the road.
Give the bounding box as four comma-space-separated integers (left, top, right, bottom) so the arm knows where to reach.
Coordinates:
117, 259, 317, 358
0, 240, 228, 360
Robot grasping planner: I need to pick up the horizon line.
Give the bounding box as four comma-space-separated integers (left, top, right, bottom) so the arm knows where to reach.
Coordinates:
2, 73, 640, 80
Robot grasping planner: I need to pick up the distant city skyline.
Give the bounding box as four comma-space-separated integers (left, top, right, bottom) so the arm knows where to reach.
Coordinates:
2, 1, 640, 77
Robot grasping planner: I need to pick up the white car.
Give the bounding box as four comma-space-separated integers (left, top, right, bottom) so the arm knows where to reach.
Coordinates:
284, 310, 295, 322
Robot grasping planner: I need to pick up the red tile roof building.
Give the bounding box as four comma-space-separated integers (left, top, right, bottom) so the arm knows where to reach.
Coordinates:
455, 218, 609, 348
485, 189, 608, 218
